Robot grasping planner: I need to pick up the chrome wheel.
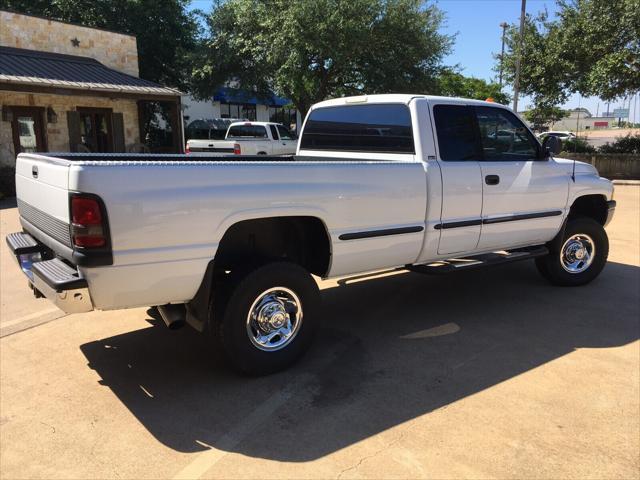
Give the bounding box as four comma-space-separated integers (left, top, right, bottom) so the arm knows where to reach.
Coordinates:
246, 287, 303, 351
560, 234, 595, 274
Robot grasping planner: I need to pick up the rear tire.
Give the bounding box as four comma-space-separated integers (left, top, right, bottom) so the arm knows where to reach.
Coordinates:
211, 262, 319, 375
535, 217, 608, 286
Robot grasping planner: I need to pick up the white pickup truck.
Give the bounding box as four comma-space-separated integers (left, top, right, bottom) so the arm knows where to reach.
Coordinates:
185, 121, 297, 155
7, 94, 615, 375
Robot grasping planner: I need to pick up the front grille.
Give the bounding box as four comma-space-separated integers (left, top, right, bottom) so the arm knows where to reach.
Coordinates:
18, 200, 72, 247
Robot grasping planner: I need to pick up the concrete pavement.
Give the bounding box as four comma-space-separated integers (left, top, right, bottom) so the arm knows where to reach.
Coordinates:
1, 187, 638, 479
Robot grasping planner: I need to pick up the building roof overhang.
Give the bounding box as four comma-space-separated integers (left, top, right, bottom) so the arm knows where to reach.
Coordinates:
0, 46, 181, 98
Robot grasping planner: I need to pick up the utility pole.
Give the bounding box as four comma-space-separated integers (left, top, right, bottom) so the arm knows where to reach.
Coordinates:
576, 95, 581, 135
513, 0, 527, 112
499, 22, 508, 87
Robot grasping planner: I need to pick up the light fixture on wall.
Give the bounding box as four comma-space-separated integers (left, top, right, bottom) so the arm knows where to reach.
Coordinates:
47, 107, 58, 123
1, 105, 12, 122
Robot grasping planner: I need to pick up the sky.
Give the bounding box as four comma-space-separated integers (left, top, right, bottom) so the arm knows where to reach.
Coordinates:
436, 0, 628, 117
188, 0, 637, 121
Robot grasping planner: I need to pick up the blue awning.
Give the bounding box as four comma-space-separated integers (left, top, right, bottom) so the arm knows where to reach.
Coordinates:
213, 87, 291, 107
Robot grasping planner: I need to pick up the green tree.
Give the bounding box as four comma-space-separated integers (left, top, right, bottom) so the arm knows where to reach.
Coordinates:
437, 71, 510, 105
498, 0, 640, 105
523, 103, 569, 128
0, 0, 200, 89
191, 0, 453, 115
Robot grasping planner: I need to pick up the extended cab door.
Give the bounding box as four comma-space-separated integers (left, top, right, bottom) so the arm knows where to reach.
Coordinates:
474, 106, 568, 250
268, 124, 281, 154
276, 125, 297, 155
430, 103, 484, 255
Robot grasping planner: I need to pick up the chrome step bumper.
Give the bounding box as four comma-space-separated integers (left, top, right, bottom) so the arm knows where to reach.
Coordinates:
6, 232, 94, 314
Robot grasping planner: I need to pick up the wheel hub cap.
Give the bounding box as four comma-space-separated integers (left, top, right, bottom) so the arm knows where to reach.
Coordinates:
256, 301, 287, 331
246, 287, 303, 351
560, 234, 595, 274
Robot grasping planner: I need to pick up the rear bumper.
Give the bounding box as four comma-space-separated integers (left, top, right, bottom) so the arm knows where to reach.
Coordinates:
6, 231, 94, 314
605, 200, 616, 227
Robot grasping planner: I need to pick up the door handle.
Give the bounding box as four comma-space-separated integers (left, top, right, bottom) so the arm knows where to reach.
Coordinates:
485, 175, 500, 185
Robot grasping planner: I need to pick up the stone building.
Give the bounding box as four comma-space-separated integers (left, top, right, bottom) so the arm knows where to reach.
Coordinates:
0, 10, 183, 167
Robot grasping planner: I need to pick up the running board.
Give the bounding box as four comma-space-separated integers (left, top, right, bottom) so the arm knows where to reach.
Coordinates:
409, 246, 549, 275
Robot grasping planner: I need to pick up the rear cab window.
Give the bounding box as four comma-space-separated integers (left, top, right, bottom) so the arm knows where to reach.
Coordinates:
227, 125, 268, 139
300, 104, 414, 154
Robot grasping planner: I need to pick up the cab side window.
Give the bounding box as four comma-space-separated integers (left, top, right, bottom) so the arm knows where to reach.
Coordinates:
475, 106, 539, 161
277, 125, 295, 140
433, 105, 481, 161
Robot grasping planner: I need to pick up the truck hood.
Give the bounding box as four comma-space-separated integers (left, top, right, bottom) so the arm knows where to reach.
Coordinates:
553, 157, 599, 176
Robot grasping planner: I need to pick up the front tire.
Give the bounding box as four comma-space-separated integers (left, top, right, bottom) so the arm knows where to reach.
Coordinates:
535, 217, 609, 286
212, 262, 319, 375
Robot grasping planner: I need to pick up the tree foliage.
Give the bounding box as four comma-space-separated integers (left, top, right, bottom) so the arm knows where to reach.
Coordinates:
437, 71, 510, 105
522, 103, 569, 127
499, 0, 640, 105
598, 133, 640, 154
0, 0, 200, 89
192, 0, 453, 115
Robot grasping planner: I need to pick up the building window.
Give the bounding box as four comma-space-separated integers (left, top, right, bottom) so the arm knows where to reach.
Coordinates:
220, 103, 256, 121
77, 108, 113, 152
269, 106, 297, 131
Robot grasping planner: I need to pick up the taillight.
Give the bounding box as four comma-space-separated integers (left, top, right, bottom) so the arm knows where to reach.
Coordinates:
233, 143, 241, 155
185, 144, 191, 154
71, 196, 107, 248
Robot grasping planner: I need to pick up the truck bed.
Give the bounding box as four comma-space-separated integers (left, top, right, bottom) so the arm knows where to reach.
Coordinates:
38, 153, 296, 163
15, 151, 429, 310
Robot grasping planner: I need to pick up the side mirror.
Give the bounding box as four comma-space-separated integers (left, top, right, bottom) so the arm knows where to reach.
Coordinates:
541, 135, 562, 157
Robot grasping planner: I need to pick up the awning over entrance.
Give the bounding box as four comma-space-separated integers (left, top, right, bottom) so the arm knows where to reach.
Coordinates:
0, 46, 180, 97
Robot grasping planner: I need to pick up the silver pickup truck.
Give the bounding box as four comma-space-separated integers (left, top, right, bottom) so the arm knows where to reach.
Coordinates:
7, 94, 615, 375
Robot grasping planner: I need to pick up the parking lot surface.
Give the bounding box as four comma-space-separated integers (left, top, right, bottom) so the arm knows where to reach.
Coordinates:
1, 187, 638, 479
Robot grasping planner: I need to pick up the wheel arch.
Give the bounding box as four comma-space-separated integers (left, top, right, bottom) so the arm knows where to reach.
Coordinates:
568, 194, 609, 225
186, 215, 332, 332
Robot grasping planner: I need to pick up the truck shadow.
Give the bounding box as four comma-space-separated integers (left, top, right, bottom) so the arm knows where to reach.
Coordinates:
80, 260, 639, 461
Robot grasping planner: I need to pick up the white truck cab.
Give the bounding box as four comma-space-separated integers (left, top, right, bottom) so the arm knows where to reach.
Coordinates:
7, 94, 615, 375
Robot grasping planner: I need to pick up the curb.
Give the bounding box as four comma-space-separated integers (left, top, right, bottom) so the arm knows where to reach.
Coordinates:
612, 180, 640, 186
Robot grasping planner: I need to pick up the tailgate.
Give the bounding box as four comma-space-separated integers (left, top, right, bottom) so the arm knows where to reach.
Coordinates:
187, 139, 235, 153
15, 154, 72, 249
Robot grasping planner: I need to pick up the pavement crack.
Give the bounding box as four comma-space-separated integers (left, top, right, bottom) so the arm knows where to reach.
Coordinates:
39, 421, 56, 434
336, 432, 405, 479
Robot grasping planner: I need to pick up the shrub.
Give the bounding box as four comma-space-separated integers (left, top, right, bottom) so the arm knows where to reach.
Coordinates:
598, 133, 640, 154
560, 137, 596, 154
0, 166, 16, 199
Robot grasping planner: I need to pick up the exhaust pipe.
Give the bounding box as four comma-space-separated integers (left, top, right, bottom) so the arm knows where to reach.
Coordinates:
157, 304, 186, 330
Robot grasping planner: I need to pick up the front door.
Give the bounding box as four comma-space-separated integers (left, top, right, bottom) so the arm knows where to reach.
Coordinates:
474, 106, 569, 250
10, 107, 47, 155
431, 103, 484, 255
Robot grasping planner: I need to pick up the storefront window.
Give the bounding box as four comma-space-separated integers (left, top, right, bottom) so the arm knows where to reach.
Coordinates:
220, 103, 256, 121
269, 107, 297, 131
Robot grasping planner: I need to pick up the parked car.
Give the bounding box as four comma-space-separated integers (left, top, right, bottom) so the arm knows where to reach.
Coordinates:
185, 118, 245, 142
537, 131, 577, 140
185, 121, 297, 155
7, 94, 615, 375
